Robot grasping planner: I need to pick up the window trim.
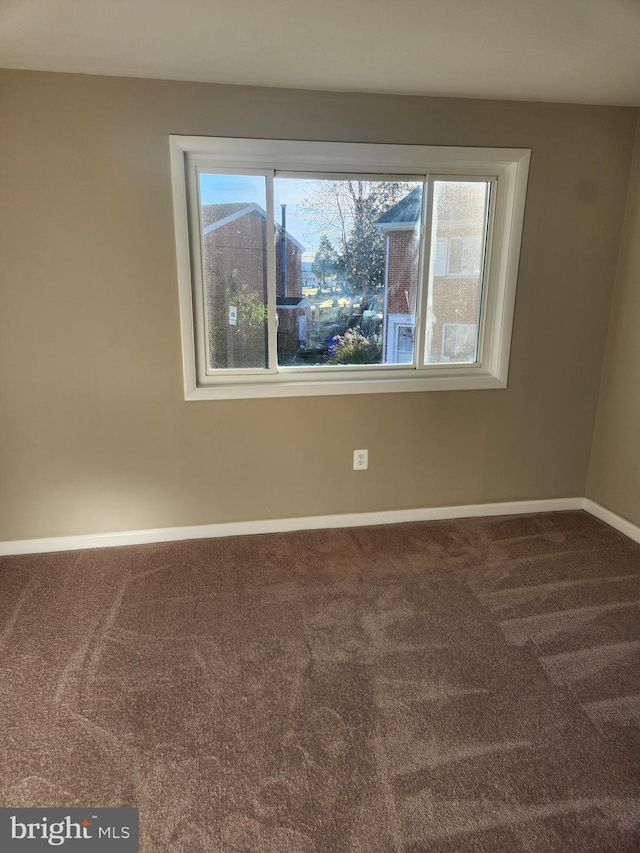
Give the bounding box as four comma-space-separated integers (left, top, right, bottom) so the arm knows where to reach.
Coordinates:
169, 136, 530, 400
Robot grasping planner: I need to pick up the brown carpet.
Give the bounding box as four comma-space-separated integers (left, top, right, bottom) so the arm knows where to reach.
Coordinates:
1, 511, 640, 851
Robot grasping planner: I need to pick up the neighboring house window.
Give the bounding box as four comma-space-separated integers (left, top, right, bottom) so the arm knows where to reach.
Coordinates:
447, 236, 483, 276
441, 323, 478, 362
435, 236, 484, 276
434, 238, 448, 276
170, 137, 530, 399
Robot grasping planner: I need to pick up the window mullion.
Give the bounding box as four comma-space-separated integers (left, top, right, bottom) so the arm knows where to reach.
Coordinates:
415, 175, 435, 369
265, 169, 278, 374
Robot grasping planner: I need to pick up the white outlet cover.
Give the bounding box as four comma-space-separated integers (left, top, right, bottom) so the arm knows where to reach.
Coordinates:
353, 449, 368, 470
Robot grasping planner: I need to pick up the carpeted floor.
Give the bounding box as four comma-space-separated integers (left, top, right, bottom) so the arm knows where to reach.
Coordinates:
1, 511, 640, 851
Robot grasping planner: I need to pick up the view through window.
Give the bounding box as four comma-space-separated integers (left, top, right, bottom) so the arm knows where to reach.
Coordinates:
273, 177, 422, 367
198, 174, 490, 371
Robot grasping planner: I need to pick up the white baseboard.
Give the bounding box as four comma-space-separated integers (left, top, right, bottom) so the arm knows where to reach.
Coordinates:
582, 499, 640, 546
0, 497, 584, 557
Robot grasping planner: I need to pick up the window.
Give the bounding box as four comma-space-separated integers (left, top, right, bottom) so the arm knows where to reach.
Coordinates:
170, 137, 530, 399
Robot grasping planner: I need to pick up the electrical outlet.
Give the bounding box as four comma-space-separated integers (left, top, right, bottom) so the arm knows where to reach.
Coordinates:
353, 449, 368, 470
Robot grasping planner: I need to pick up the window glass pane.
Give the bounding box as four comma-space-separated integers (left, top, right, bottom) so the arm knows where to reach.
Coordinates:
425, 180, 490, 364
199, 173, 268, 370
274, 177, 423, 367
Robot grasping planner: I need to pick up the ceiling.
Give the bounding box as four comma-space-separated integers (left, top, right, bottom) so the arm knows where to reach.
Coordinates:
2, 0, 640, 107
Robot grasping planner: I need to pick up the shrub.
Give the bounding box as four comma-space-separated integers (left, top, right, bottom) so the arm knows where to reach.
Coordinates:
327, 327, 382, 365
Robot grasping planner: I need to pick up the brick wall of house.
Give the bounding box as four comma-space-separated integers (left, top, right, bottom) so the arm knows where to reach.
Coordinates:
387, 231, 420, 315
203, 211, 268, 300
430, 277, 479, 358
203, 213, 302, 301
429, 215, 483, 359
275, 234, 302, 298
202, 211, 303, 365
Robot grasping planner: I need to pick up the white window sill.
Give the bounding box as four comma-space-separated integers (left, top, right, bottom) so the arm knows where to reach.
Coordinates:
185, 371, 507, 400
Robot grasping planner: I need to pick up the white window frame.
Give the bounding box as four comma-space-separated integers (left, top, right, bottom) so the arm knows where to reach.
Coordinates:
170, 136, 530, 400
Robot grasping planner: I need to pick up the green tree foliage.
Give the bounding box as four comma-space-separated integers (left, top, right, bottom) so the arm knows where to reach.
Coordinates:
312, 235, 338, 287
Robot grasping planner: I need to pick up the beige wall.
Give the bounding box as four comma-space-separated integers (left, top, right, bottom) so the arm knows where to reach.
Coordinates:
587, 116, 640, 525
0, 70, 637, 541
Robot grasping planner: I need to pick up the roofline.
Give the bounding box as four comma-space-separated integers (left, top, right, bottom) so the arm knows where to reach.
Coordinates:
203, 203, 305, 252
275, 222, 305, 253
373, 221, 419, 232
202, 203, 262, 235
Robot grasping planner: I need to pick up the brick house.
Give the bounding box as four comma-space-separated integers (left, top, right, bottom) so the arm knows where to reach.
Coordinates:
202, 203, 309, 360
374, 186, 485, 364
